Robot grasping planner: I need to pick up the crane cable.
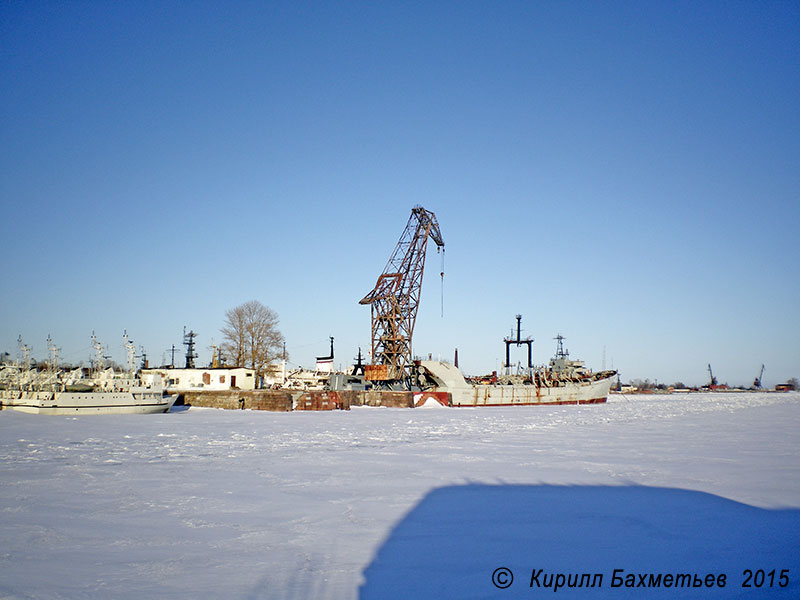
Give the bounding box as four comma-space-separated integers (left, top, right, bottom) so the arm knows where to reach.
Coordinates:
440, 247, 445, 318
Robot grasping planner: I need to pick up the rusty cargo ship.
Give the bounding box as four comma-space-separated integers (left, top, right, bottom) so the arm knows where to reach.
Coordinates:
413, 319, 617, 407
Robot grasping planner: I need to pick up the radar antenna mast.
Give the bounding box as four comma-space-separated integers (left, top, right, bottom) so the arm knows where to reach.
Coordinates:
183, 327, 198, 369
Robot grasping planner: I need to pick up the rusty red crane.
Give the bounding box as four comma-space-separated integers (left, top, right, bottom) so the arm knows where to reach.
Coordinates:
359, 206, 444, 383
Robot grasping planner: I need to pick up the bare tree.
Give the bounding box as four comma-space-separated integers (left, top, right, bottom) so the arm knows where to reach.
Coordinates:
221, 300, 284, 382
221, 305, 248, 367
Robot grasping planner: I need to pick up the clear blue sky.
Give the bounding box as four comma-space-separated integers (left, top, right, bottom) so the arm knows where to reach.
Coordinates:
2, 1, 798, 387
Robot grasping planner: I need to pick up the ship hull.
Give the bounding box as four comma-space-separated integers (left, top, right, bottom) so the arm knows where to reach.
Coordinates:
0, 390, 176, 415
418, 360, 615, 407
454, 379, 613, 407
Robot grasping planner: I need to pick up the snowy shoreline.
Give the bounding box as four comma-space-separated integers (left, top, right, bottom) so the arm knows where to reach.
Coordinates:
2, 392, 799, 598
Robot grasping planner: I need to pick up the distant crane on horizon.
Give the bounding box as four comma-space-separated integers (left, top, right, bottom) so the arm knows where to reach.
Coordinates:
707, 363, 718, 388
753, 364, 765, 389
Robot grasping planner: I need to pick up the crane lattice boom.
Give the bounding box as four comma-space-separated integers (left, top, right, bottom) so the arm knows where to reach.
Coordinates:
360, 206, 444, 381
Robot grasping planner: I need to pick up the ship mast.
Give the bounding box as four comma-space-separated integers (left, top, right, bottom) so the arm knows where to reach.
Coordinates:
46, 334, 60, 373
504, 314, 534, 377
554, 334, 569, 358
91, 332, 106, 372
183, 327, 198, 369
123, 330, 137, 374
17, 335, 31, 370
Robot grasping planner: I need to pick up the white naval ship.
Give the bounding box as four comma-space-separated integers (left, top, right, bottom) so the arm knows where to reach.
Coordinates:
0, 334, 175, 415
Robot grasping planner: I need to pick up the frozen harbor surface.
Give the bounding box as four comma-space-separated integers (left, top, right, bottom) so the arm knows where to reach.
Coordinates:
1, 392, 799, 599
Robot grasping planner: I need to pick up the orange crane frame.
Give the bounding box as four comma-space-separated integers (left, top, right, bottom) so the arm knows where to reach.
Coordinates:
360, 206, 444, 382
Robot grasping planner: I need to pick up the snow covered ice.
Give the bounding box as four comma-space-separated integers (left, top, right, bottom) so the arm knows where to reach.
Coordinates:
1, 392, 799, 599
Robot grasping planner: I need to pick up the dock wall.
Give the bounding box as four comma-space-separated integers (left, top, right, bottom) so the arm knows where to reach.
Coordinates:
293, 390, 353, 411
180, 390, 292, 411
359, 390, 414, 408
180, 389, 415, 411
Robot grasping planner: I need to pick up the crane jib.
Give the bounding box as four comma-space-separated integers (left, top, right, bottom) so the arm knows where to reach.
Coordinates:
360, 206, 444, 383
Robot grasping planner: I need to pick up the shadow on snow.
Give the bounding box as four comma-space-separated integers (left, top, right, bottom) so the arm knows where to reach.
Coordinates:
359, 484, 800, 599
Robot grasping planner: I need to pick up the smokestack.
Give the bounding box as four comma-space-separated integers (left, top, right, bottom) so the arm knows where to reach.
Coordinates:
454, 347, 459, 368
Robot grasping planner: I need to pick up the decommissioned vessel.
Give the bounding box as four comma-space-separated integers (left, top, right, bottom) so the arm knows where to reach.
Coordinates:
414, 317, 617, 407
0, 334, 175, 415
0, 370, 175, 415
